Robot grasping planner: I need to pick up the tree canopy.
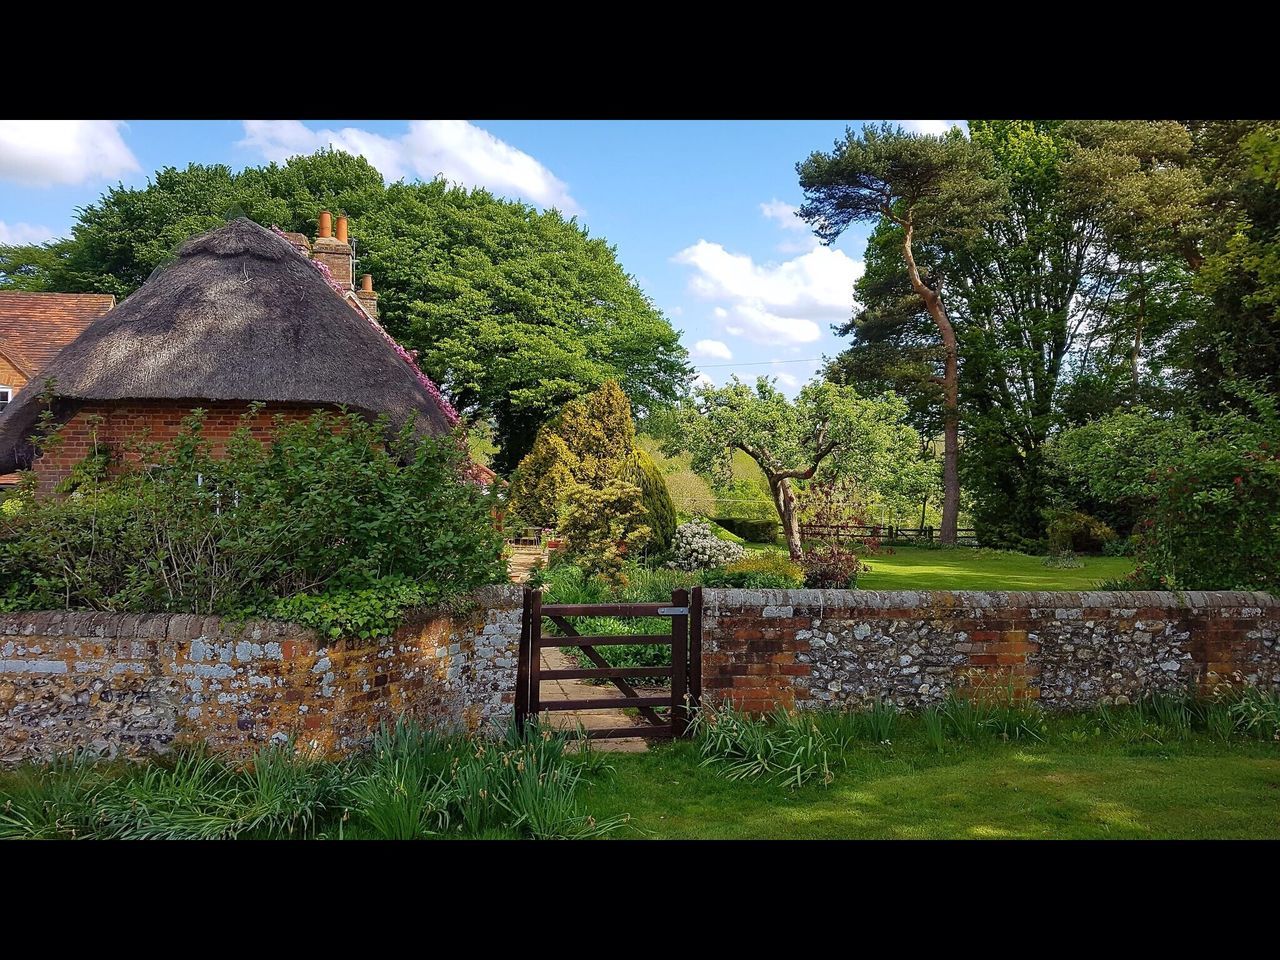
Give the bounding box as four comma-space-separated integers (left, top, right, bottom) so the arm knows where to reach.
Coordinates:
676, 376, 925, 559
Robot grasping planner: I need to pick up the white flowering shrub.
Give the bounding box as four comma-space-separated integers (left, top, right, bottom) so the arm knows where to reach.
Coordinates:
667, 518, 745, 571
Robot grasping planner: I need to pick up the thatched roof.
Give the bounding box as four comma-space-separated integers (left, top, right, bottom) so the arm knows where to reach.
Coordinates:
0, 219, 456, 474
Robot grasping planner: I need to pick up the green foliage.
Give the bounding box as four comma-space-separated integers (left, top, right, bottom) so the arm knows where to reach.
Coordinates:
1046, 511, 1117, 555
0, 719, 626, 840
675, 376, 924, 556
0, 151, 689, 471
635, 435, 716, 517
631, 447, 676, 551
799, 543, 868, 589
711, 517, 778, 543
510, 382, 659, 563
505, 431, 577, 529
693, 703, 838, 788
702, 553, 805, 589
557, 480, 650, 584
1054, 386, 1280, 591
0, 409, 505, 628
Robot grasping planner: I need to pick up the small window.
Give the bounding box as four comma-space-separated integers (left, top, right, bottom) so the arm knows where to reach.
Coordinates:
0, 385, 10, 412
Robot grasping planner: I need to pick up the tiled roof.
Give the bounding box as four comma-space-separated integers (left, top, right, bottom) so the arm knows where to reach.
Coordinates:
0, 292, 116, 377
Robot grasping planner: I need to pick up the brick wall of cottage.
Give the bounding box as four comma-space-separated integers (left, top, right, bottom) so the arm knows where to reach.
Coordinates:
0, 585, 523, 763
27, 400, 336, 494
701, 589, 1280, 712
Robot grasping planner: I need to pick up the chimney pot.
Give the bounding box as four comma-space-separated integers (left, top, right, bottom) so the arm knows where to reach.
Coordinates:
318, 211, 332, 239
336, 215, 349, 243
361, 273, 373, 292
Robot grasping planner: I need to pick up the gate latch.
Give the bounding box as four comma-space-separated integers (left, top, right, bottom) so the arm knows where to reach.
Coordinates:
657, 606, 688, 616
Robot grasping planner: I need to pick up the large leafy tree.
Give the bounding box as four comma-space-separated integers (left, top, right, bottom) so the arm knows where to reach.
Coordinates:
1167, 121, 1280, 404
797, 123, 1003, 544
818, 121, 1207, 547
0, 151, 688, 471
676, 377, 923, 559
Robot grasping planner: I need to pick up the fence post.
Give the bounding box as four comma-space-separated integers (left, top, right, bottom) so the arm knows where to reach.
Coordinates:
689, 586, 703, 719
528, 589, 542, 722
670, 588, 689, 738
516, 587, 531, 733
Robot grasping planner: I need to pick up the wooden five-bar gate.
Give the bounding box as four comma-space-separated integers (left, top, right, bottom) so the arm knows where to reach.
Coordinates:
515, 587, 702, 739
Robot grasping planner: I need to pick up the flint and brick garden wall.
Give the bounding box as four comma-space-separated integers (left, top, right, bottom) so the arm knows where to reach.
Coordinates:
701, 589, 1280, 712
0, 584, 523, 763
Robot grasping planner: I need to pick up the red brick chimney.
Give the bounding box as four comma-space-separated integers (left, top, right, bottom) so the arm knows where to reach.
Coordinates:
311, 209, 353, 290
354, 272, 379, 319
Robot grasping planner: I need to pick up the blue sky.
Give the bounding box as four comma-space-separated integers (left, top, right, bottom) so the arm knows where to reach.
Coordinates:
0, 119, 960, 394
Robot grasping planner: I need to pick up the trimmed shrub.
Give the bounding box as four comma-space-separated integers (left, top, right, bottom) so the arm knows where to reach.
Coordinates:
632, 448, 676, 551
1046, 510, 1116, 555
667, 518, 745, 571
557, 480, 650, 584
506, 431, 577, 529
703, 553, 804, 589
713, 517, 779, 544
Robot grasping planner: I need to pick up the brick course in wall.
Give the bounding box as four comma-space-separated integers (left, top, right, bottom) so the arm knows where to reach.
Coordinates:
0, 585, 522, 763
27, 400, 336, 494
701, 589, 1280, 713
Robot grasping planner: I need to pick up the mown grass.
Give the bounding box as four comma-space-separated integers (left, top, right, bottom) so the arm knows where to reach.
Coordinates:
580, 710, 1280, 840
852, 546, 1134, 591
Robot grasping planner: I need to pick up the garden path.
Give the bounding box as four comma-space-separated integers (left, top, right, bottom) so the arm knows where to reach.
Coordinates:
507, 545, 546, 583
539, 648, 650, 753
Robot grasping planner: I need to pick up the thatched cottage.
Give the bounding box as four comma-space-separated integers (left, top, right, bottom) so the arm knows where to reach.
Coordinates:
0, 214, 460, 493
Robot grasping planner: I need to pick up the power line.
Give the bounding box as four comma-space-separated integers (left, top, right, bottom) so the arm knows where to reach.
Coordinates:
696, 357, 826, 369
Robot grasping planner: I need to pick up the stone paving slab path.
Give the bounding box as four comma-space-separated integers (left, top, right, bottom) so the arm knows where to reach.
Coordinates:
538, 648, 659, 753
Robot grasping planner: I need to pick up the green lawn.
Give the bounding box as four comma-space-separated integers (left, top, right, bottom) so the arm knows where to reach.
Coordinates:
854, 545, 1134, 591
581, 737, 1280, 839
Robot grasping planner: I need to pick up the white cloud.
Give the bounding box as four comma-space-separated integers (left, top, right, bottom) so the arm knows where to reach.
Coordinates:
761, 198, 819, 254
0, 221, 57, 245
691, 339, 732, 361
238, 120, 579, 213
760, 199, 806, 231
773, 371, 800, 389
691, 371, 716, 390
673, 240, 863, 345
0, 120, 140, 187
899, 120, 959, 137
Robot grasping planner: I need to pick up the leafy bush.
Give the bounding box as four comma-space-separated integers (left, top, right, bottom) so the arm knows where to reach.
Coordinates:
1046, 510, 1116, 554
712, 517, 778, 543
1102, 536, 1136, 557
505, 431, 577, 529
558, 480, 651, 584
1229, 687, 1280, 741
666, 518, 745, 571
703, 553, 804, 589
0, 407, 505, 632
1053, 385, 1280, 591
799, 543, 867, 589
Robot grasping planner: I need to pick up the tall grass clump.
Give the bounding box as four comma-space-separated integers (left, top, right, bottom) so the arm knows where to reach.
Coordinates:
693, 703, 837, 788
